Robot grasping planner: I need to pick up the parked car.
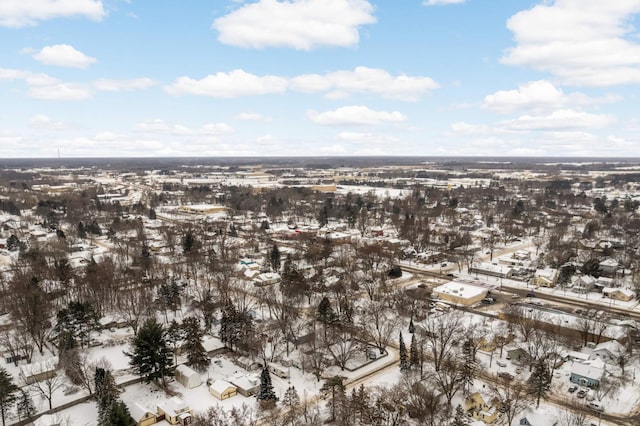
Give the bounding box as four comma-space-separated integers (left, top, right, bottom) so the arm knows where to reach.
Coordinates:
496, 360, 507, 367
577, 389, 587, 398
497, 372, 514, 381
482, 297, 496, 305
587, 402, 604, 412
568, 385, 578, 393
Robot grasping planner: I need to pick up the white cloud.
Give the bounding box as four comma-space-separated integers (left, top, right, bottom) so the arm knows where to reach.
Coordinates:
213, 0, 376, 50
482, 80, 621, 114
0, 67, 57, 86
93, 78, 157, 92
134, 119, 234, 136
307, 106, 407, 126
290, 66, 438, 101
29, 114, 67, 130
33, 44, 96, 68
502, 0, 640, 86
449, 122, 493, 135
500, 109, 613, 131
28, 83, 93, 101
234, 112, 272, 122
424, 0, 465, 5
0, 0, 105, 27
165, 70, 287, 98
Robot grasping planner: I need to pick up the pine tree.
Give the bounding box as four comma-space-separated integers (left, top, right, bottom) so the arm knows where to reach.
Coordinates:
127, 318, 173, 384
182, 317, 210, 372
410, 333, 419, 368
95, 368, 120, 425
527, 358, 552, 408
105, 400, 136, 426
258, 367, 277, 408
460, 338, 478, 395
399, 332, 409, 372
317, 296, 336, 324
270, 244, 281, 272
282, 386, 300, 425
15, 390, 35, 422
0, 367, 18, 426
408, 318, 415, 334
451, 404, 468, 426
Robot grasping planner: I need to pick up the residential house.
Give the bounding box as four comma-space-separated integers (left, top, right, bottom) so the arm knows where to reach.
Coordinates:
175, 364, 201, 389
531, 268, 558, 288
156, 397, 192, 426
469, 262, 513, 279
572, 275, 596, 293
519, 411, 559, 425
603, 287, 635, 302
570, 360, 605, 388
592, 341, 625, 365
127, 402, 157, 426
506, 348, 530, 366
599, 258, 619, 277
464, 390, 499, 424
253, 272, 281, 287
209, 380, 237, 400
228, 374, 260, 397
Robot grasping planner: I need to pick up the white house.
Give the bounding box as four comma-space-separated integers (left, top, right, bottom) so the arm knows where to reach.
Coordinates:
592, 341, 625, 365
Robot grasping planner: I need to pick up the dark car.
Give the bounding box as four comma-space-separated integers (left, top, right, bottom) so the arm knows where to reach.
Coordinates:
577, 389, 587, 398
482, 297, 497, 304
568, 385, 578, 393
497, 372, 514, 381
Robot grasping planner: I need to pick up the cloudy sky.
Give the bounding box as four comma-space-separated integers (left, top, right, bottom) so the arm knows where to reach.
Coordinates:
1, 0, 640, 158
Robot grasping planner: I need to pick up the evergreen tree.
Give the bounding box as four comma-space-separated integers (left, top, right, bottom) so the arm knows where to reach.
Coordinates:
527, 359, 552, 408
127, 318, 173, 385
317, 296, 336, 324
270, 244, 281, 272
182, 230, 197, 254
15, 390, 35, 422
182, 317, 210, 372
399, 332, 409, 372
408, 318, 415, 334
105, 400, 136, 426
77, 221, 87, 239
148, 208, 156, 220
282, 386, 300, 426
322, 376, 346, 422
0, 367, 18, 426
95, 368, 120, 425
410, 333, 419, 368
460, 339, 478, 395
257, 367, 277, 408
451, 404, 468, 426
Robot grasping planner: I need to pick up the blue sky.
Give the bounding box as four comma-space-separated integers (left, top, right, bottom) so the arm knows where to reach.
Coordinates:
1, 0, 640, 157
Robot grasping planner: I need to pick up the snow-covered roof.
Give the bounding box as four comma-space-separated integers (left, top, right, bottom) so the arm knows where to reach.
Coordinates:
20, 357, 57, 377
571, 361, 604, 380
209, 379, 235, 394
126, 402, 155, 421
433, 281, 487, 300
175, 364, 198, 378
157, 396, 188, 417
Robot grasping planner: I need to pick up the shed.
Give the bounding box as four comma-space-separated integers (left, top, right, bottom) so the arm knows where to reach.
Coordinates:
175, 364, 201, 389
19, 357, 57, 384
209, 380, 237, 400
